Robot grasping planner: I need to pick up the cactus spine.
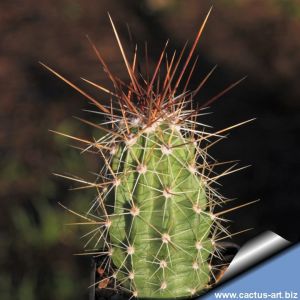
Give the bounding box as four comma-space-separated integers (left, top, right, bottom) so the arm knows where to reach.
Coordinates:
44, 9, 255, 300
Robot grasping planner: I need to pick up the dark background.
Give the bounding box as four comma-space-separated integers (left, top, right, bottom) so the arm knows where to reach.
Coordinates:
1, 0, 299, 299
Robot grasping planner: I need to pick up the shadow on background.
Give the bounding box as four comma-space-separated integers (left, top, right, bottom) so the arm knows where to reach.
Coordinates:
0, 0, 299, 299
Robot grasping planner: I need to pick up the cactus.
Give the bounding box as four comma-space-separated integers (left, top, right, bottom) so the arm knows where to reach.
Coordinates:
42, 9, 256, 300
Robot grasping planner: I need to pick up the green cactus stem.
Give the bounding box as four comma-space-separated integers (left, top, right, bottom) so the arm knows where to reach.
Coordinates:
108, 123, 213, 298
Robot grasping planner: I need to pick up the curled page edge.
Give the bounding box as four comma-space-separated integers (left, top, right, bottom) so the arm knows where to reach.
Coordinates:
220, 230, 290, 282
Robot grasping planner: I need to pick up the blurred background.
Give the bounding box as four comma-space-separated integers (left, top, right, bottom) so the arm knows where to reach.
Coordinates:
1, 0, 299, 299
